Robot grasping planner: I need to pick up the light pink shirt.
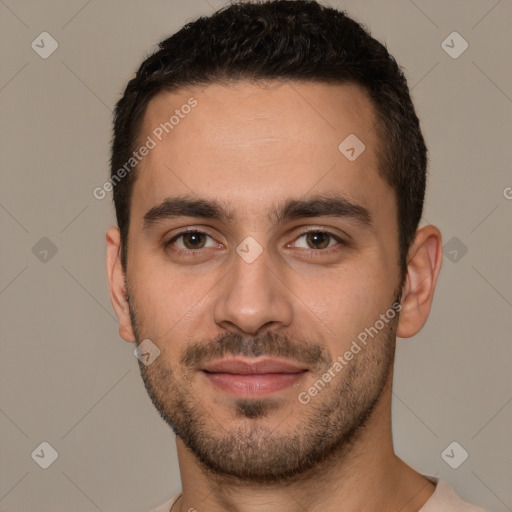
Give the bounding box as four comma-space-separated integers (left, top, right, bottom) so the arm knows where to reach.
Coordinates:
151, 476, 488, 512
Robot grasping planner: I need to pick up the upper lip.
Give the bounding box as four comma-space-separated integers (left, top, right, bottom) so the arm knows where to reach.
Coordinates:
201, 357, 308, 374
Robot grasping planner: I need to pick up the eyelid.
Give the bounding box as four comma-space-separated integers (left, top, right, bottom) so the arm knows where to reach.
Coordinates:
165, 226, 347, 254
166, 227, 220, 249
286, 229, 346, 250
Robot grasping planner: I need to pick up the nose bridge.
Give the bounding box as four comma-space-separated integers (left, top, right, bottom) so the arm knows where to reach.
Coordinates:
213, 239, 293, 335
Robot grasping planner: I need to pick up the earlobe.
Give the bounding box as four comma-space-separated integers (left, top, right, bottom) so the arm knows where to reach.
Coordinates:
396, 225, 443, 339
105, 226, 136, 343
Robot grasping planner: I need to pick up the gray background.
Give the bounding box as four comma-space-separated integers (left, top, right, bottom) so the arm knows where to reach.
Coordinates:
1, 1, 511, 511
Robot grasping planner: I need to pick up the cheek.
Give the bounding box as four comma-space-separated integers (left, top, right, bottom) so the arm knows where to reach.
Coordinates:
299, 265, 395, 350
128, 253, 219, 338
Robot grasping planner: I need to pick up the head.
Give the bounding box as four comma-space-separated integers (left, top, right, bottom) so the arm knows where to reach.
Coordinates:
106, 0, 442, 483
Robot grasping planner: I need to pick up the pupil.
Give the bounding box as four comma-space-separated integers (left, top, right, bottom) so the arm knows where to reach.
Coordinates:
184, 232, 205, 249
307, 232, 329, 249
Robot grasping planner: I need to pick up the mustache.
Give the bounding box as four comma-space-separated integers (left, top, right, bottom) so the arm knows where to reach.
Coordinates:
181, 331, 331, 370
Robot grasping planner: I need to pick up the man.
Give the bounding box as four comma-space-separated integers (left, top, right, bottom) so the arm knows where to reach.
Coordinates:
105, 1, 488, 511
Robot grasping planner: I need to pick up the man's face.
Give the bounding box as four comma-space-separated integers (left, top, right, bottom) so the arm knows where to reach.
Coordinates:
124, 81, 403, 481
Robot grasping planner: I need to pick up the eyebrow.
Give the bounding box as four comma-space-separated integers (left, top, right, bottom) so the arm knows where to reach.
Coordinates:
142, 194, 373, 230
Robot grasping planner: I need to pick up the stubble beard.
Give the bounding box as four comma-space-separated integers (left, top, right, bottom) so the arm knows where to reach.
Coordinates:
128, 292, 398, 484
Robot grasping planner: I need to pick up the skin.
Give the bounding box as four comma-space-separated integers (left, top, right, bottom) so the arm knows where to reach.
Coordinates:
106, 81, 443, 512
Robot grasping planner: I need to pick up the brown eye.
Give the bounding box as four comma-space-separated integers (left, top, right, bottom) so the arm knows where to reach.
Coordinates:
167, 231, 216, 252
293, 231, 342, 250
305, 232, 331, 249
181, 232, 207, 249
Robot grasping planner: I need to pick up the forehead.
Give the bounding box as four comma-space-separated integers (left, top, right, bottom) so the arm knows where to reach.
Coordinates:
132, 80, 392, 226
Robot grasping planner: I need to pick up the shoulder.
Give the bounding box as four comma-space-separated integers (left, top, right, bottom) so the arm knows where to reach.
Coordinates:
420, 476, 489, 512
150, 492, 181, 512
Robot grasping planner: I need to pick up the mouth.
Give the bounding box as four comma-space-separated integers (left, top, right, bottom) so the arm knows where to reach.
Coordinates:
200, 357, 308, 397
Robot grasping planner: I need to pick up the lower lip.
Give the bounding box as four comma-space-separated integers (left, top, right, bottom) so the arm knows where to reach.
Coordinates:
202, 371, 306, 396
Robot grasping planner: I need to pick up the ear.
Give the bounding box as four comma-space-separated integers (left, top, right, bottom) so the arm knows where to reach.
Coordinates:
105, 226, 136, 343
397, 225, 443, 338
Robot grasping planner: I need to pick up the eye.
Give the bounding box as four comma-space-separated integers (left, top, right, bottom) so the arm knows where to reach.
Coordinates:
164, 228, 346, 257
291, 230, 344, 251
167, 230, 218, 251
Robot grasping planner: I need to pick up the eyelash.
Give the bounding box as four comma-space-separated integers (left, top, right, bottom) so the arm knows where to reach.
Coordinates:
165, 228, 347, 257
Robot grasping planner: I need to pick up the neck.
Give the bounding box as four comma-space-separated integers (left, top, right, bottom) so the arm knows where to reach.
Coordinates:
174, 381, 435, 512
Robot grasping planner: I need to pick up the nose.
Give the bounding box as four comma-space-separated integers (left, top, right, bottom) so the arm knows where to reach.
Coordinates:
213, 242, 294, 336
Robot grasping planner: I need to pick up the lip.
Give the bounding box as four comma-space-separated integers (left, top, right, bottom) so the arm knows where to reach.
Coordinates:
201, 357, 308, 397
202, 357, 308, 374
